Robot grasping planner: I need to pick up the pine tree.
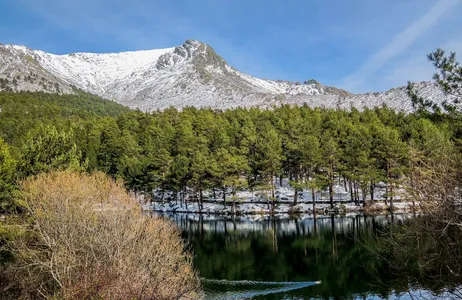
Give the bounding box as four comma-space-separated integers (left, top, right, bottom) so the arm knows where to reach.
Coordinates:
19, 125, 85, 177
0, 138, 17, 212
214, 147, 249, 210
375, 126, 408, 210
321, 135, 340, 209
408, 48, 461, 115
255, 122, 282, 210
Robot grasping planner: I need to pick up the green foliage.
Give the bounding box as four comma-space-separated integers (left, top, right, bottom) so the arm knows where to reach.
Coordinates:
0, 90, 459, 213
18, 125, 86, 177
408, 48, 461, 116
0, 138, 17, 213
0, 91, 129, 146
429, 49, 462, 102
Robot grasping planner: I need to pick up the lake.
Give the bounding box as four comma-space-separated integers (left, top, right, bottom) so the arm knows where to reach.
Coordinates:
158, 213, 452, 299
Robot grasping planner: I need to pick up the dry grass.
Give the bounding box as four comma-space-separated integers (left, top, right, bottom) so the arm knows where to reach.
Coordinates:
3, 171, 200, 299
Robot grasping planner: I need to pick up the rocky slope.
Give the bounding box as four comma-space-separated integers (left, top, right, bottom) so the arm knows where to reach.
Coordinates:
0, 40, 447, 111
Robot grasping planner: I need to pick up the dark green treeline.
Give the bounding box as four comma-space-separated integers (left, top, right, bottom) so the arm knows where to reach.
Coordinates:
1, 91, 460, 212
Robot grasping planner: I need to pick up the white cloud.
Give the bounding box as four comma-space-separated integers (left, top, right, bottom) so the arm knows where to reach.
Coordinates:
341, 0, 461, 92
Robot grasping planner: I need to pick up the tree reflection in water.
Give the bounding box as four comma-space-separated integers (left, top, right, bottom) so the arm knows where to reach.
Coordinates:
155, 213, 461, 299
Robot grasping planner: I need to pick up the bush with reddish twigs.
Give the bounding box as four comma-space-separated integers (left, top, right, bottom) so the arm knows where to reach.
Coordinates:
2, 171, 200, 299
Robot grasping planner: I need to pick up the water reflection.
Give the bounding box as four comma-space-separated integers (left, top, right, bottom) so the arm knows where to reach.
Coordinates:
157, 213, 438, 299
203, 279, 322, 300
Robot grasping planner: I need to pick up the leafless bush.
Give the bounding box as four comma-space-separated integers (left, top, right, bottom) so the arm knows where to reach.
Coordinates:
406, 146, 462, 231
3, 171, 200, 299
382, 146, 462, 296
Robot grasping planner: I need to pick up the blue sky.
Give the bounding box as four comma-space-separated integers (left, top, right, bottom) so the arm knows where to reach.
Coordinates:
1, 0, 461, 93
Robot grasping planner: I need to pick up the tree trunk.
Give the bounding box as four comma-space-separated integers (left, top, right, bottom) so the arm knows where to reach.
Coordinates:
271, 173, 275, 211
199, 188, 203, 211
329, 181, 334, 209
385, 161, 390, 206
349, 180, 354, 202
362, 187, 367, 207
370, 181, 374, 201
232, 189, 237, 214
312, 189, 316, 216
184, 187, 188, 209
384, 183, 388, 206
390, 179, 394, 212
223, 187, 227, 208
354, 182, 360, 206
293, 173, 299, 205
293, 187, 299, 205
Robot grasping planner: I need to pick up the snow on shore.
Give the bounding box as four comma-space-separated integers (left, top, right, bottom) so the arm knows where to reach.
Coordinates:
146, 200, 418, 215
142, 179, 418, 215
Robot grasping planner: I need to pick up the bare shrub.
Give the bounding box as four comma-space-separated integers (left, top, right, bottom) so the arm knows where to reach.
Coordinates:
4, 171, 200, 299
381, 145, 462, 296
407, 145, 462, 230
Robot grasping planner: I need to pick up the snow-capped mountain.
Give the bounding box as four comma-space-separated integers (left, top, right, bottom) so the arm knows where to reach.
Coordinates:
0, 39, 447, 111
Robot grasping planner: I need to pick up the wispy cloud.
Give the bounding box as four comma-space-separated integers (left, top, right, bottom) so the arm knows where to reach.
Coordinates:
382, 39, 462, 89
4, 0, 462, 91
341, 0, 461, 92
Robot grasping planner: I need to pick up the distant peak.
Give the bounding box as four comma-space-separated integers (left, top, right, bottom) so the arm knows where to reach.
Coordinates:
183, 39, 204, 47
304, 79, 320, 85
155, 39, 228, 73
3, 44, 30, 52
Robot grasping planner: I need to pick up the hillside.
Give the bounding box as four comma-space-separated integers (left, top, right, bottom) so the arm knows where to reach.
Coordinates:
0, 91, 129, 146
0, 40, 449, 112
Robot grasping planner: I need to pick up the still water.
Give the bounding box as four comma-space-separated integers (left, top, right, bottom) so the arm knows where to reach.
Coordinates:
160, 213, 442, 299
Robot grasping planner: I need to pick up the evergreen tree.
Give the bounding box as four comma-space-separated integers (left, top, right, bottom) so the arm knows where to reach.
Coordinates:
299, 134, 322, 211
255, 122, 282, 209
320, 135, 340, 209
18, 125, 85, 177
214, 147, 249, 210
375, 126, 408, 210
0, 138, 17, 212
408, 48, 461, 115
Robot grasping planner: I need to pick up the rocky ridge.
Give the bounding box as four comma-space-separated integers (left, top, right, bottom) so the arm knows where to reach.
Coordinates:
0, 40, 447, 111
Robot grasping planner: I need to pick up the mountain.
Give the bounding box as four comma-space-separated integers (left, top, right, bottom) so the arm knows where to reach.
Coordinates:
0, 40, 447, 111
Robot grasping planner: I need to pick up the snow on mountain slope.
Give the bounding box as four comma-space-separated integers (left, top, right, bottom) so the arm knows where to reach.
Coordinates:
36, 47, 175, 94
0, 40, 448, 111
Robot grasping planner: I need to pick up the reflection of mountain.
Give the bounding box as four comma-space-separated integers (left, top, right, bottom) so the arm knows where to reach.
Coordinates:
158, 214, 442, 299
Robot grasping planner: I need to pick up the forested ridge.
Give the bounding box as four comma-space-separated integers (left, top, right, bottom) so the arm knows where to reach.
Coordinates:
0, 91, 130, 147
1, 90, 460, 213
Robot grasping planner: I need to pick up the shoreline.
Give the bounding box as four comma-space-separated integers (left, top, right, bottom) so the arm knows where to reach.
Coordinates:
145, 200, 421, 216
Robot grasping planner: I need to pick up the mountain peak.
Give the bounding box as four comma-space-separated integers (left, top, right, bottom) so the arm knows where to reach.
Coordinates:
0, 40, 449, 112
304, 79, 319, 85
155, 39, 227, 72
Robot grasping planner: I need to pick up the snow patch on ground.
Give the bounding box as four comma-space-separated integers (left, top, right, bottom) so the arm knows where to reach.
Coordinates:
147, 200, 419, 215
143, 178, 419, 215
